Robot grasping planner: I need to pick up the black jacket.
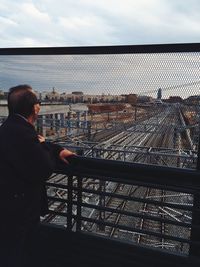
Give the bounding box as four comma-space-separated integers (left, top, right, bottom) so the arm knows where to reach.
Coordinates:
0, 114, 63, 231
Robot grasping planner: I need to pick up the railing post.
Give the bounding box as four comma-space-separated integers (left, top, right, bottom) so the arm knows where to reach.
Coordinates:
87, 121, 91, 141
134, 105, 137, 121
189, 192, 200, 258
98, 180, 106, 231
190, 136, 200, 257
76, 176, 82, 231
196, 136, 200, 171
36, 115, 42, 135
67, 175, 73, 231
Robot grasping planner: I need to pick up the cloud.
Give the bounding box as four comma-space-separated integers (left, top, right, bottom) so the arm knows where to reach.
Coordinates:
0, 0, 200, 47
0, 16, 17, 26
59, 17, 92, 30
1, 0, 200, 100
1, 52, 200, 99
0, 16, 18, 36
20, 3, 51, 23
58, 15, 117, 44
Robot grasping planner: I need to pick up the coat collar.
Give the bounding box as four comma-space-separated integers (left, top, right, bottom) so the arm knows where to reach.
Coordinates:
7, 114, 35, 130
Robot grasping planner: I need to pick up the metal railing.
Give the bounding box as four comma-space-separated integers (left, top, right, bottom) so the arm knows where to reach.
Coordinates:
44, 156, 200, 261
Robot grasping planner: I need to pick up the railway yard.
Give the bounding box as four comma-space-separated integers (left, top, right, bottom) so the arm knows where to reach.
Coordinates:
40, 103, 198, 255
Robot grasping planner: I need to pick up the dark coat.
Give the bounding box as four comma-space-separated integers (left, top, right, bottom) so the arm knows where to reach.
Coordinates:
0, 114, 63, 233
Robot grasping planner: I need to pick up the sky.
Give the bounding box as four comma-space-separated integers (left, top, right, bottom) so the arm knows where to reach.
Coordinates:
1, 0, 200, 47
0, 0, 200, 97
1, 53, 200, 98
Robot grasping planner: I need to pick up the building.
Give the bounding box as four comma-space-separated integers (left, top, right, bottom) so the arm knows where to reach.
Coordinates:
184, 95, 200, 105
166, 96, 183, 103
157, 88, 162, 100
126, 94, 137, 105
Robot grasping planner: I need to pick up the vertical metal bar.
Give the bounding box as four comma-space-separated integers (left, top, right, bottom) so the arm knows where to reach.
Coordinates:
67, 175, 73, 231
76, 111, 80, 136
196, 132, 200, 170
60, 113, 64, 127
134, 105, 137, 121
50, 113, 54, 131
190, 132, 200, 256
98, 180, 106, 231
189, 192, 200, 258
36, 115, 42, 135
87, 121, 91, 141
76, 176, 82, 231
55, 113, 59, 135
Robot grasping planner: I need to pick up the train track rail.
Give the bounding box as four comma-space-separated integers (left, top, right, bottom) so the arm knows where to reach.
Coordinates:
42, 106, 193, 255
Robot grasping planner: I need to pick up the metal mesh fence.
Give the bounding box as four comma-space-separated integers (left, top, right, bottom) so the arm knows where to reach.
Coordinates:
1, 46, 200, 263
0, 48, 200, 169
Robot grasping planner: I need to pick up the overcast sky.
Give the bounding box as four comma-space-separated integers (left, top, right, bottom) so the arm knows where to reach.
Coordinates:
1, 53, 200, 98
1, 1, 200, 98
1, 0, 200, 47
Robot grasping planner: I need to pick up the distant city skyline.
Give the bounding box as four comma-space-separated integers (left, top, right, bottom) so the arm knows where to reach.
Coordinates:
0, 52, 200, 98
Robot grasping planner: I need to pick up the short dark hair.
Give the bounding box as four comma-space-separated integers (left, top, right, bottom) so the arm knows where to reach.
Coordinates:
8, 85, 39, 118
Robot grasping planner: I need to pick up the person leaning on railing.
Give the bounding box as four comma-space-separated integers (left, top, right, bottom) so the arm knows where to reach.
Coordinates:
0, 85, 75, 267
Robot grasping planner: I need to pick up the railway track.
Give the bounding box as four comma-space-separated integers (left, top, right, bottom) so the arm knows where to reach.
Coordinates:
42, 106, 193, 254
136, 188, 170, 248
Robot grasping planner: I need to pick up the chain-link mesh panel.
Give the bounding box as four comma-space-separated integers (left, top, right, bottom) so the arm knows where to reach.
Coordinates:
0, 50, 200, 169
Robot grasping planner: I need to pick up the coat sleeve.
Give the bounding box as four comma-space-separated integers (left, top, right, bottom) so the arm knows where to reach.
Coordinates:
6, 131, 56, 185
41, 142, 64, 161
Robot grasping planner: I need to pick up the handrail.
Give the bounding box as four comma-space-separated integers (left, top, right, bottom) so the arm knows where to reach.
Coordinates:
1, 43, 200, 55
57, 156, 200, 189
44, 156, 200, 260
